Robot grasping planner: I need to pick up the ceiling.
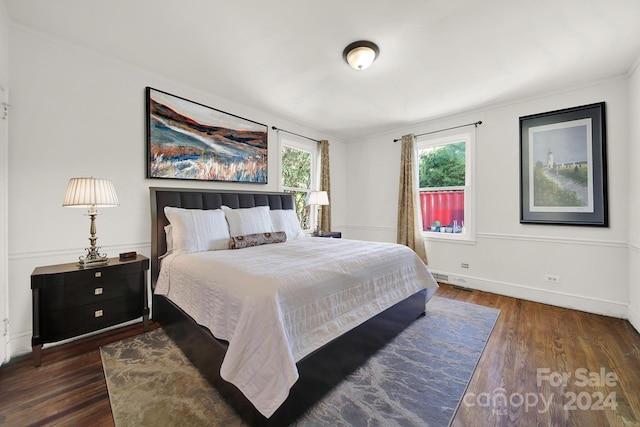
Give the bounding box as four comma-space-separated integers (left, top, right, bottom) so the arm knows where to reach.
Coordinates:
4, 0, 640, 141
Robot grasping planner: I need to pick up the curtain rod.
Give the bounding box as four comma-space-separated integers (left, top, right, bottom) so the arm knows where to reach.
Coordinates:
393, 121, 482, 142
271, 126, 320, 143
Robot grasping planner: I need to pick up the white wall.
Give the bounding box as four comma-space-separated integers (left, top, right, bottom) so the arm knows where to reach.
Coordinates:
628, 59, 640, 332
0, 2, 9, 364
346, 78, 631, 320
6, 25, 346, 358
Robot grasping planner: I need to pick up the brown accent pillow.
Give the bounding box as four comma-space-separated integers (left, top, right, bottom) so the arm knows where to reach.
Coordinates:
230, 231, 287, 249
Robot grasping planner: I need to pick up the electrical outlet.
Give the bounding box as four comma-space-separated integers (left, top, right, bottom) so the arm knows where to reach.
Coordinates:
461, 263, 469, 269
545, 274, 560, 283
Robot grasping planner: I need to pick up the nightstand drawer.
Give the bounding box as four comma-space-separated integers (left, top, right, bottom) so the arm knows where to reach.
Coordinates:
33, 260, 146, 287
41, 296, 143, 342
41, 272, 143, 311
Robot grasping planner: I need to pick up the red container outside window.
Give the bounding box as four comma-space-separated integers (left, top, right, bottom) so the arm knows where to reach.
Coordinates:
420, 191, 464, 231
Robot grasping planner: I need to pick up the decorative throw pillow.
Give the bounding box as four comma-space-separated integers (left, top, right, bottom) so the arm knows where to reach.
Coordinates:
221, 205, 273, 237
164, 206, 230, 252
269, 209, 306, 240
230, 231, 287, 249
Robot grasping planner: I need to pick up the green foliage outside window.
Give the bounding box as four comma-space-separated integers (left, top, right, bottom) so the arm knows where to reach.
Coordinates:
282, 147, 311, 189
418, 142, 465, 188
282, 146, 312, 229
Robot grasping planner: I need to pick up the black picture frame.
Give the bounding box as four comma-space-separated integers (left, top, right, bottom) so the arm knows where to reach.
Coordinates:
146, 87, 268, 183
519, 102, 608, 226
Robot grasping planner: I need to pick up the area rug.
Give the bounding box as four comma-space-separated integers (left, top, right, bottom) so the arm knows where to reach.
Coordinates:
100, 296, 499, 427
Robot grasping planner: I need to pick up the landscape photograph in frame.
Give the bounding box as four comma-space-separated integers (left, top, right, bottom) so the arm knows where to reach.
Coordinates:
519, 102, 607, 226
146, 87, 268, 183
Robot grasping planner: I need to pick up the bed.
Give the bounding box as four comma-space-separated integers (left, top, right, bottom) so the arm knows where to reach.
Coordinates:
150, 187, 438, 426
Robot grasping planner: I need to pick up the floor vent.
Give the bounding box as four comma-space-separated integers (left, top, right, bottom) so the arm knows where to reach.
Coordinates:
452, 285, 474, 293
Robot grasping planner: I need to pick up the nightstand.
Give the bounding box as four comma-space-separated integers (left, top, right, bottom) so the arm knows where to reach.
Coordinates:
31, 255, 149, 366
314, 231, 342, 238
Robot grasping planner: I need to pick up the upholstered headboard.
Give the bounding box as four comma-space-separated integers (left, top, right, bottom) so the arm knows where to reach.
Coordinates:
150, 187, 295, 290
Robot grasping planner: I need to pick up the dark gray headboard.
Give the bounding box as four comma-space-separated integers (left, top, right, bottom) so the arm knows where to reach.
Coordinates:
150, 187, 295, 289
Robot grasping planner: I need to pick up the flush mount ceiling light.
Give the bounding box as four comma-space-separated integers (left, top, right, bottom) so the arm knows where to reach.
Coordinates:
343, 40, 379, 70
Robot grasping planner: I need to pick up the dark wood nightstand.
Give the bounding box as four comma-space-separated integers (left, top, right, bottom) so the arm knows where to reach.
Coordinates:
314, 231, 342, 238
30, 255, 149, 366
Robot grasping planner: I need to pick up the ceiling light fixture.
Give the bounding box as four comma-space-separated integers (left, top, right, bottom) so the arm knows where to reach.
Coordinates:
343, 40, 379, 71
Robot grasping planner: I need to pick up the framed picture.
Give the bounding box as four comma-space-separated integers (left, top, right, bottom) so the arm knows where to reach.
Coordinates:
146, 87, 268, 183
519, 102, 608, 226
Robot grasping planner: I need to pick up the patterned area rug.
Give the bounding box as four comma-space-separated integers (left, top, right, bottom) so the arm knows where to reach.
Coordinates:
100, 296, 499, 427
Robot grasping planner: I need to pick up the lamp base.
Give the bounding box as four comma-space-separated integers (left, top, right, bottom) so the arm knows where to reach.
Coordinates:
79, 257, 109, 268
79, 248, 109, 268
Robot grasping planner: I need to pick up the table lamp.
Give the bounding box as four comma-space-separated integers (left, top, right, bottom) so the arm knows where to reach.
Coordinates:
306, 190, 329, 236
63, 177, 119, 267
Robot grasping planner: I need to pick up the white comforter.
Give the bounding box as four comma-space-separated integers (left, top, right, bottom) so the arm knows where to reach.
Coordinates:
155, 237, 438, 418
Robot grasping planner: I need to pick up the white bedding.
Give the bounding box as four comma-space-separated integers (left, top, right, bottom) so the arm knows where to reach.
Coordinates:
155, 237, 438, 418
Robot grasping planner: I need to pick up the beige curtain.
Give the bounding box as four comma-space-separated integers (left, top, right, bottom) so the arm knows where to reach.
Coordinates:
319, 140, 332, 232
397, 134, 428, 264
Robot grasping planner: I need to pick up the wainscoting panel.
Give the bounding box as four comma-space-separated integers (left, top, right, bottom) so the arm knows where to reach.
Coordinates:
344, 225, 630, 321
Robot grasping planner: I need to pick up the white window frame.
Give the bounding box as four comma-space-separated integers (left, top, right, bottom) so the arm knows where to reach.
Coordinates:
416, 129, 475, 242
278, 135, 319, 232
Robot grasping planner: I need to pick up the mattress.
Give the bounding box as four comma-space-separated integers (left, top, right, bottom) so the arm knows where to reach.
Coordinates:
155, 237, 438, 417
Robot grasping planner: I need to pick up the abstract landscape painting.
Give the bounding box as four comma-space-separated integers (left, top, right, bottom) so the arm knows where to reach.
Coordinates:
146, 87, 268, 183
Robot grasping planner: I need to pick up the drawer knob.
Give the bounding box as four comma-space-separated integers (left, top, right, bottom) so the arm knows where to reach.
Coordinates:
95, 309, 103, 318
95, 272, 102, 278
94, 287, 103, 295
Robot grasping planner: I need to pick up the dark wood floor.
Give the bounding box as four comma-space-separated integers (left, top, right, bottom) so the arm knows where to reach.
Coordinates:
440, 285, 640, 427
1, 285, 639, 426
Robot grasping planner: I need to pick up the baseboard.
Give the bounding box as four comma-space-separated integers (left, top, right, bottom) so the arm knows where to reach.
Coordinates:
7, 331, 31, 360
432, 270, 629, 319
9, 317, 145, 360
628, 304, 640, 334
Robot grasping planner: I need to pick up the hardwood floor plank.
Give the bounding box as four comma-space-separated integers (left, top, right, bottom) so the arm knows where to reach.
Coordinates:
1, 287, 639, 426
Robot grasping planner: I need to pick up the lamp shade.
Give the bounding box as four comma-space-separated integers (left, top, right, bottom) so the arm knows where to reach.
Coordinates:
63, 177, 119, 208
343, 40, 379, 70
306, 190, 329, 206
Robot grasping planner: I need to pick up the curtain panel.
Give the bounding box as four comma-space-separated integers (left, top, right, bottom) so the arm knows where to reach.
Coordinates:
397, 134, 428, 264
319, 140, 332, 232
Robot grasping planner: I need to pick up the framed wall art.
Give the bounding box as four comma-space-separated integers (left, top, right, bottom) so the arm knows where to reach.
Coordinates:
146, 87, 268, 183
519, 102, 608, 226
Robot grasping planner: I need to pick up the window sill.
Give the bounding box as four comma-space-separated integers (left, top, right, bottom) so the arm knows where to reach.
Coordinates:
422, 232, 476, 245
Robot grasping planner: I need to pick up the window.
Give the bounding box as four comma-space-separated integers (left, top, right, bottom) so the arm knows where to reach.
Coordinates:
280, 137, 318, 230
417, 131, 474, 239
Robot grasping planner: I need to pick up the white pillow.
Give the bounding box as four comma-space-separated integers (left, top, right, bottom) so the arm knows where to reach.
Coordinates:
270, 209, 305, 240
162, 224, 174, 257
164, 206, 230, 252
221, 205, 273, 237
